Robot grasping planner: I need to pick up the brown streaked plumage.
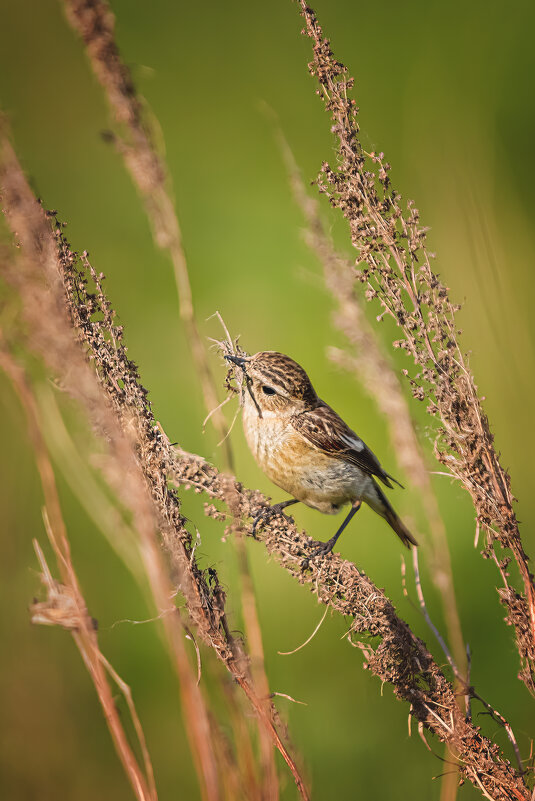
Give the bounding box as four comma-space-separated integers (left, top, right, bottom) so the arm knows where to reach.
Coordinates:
225, 351, 417, 562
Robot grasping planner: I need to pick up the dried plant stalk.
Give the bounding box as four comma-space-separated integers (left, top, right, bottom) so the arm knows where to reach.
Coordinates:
60, 2, 279, 789
61, 0, 232, 470
1, 131, 528, 801
0, 135, 224, 801
1, 2, 531, 794
297, 0, 535, 695
168, 440, 528, 801
276, 122, 466, 678
0, 344, 156, 801
275, 123, 467, 801
0, 133, 308, 801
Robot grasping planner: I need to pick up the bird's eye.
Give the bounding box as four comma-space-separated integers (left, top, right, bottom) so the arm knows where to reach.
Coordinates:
261, 385, 276, 396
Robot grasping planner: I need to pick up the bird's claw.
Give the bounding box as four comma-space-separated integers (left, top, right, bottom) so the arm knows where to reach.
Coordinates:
252, 503, 295, 538
301, 537, 336, 570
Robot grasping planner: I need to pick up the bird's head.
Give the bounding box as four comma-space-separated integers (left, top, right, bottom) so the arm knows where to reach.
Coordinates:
225, 351, 317, 417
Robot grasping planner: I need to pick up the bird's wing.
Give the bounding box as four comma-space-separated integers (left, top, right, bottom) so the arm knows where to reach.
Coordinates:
290, 401, 401, 489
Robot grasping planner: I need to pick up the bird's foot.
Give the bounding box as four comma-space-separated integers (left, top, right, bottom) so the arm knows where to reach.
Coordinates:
251, 501, 297, 538
301, 501, 361, 569
301, 537, 337, 570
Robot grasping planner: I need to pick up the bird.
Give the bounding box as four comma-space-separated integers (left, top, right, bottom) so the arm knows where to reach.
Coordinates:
224, 350, 417, 565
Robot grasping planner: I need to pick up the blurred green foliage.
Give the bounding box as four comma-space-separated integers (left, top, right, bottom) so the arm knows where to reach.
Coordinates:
1, 1, 534, 799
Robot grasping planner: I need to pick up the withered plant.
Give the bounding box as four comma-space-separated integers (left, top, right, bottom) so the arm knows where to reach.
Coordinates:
296, 0, 535, 696
0, 129, 530, 800
1, 1, 533, 800
0, 137, 307, 800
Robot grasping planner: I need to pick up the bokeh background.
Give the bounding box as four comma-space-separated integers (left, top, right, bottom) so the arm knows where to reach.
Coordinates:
1, 0, 534, 799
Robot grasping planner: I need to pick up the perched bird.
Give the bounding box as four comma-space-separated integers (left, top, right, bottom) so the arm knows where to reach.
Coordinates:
225, 350, 417, 564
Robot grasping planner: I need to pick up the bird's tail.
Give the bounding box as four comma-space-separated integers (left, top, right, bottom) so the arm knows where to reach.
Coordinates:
366, 482, 418, 548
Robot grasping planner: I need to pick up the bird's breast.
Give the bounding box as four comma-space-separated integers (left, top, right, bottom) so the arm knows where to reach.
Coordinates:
242, 406, 367, 512
243, 408, 296, 485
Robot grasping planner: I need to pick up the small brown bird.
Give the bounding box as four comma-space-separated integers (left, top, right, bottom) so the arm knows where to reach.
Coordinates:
225, 351, 417, 564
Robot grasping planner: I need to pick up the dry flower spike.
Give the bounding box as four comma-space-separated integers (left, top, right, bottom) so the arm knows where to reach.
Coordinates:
1, 1, 533, 798
298, 0, 535, 696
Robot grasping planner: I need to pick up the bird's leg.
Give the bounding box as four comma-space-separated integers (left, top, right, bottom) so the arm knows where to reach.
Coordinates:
252, 499, 299, 538
302, 501, 362, 568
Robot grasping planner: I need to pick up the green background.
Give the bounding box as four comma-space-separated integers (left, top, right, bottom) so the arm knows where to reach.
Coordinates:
1, 0, 534, 798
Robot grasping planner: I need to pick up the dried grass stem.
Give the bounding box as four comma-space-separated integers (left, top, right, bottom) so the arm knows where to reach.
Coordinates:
297, 0, 535, 696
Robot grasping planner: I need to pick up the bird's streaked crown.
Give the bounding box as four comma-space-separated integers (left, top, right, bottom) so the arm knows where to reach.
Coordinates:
244, 351, 318, 404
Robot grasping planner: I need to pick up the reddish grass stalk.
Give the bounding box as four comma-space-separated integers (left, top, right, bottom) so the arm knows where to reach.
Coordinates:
0, 132, 308, 801
0, 135, 221, 801
0, 345, 157, 801
59, 3, 280, 792
223, 487, 280, 801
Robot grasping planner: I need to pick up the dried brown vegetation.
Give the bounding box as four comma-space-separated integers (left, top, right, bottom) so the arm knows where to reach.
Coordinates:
0, 136, 307, 800
1, 1, 534, 799
62, 0, 232, 471
297, 0, 535, 696
275, 120, 466, 681
169, 438, 528, 801
0, 135, 528, 792
276, 121, 468, 799
0, 346, 157, 801
61, 0, 281, 792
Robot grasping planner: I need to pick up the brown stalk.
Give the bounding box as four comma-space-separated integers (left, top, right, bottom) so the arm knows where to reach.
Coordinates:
296, 0, 535, 696
274, 118, 466, 676
61, 0, 232, 471
213, 315, 279, 800
59, 2, 279, 790
410, 548, 523, 774
0, 132, 308, 800
273, 126, 467, 799
0, 344, 156, 801
1, 127, 527, 799
0, 136, 221, 801
168, 440, 528, 801
2, 2, 529, 787
221, 478, 280, 801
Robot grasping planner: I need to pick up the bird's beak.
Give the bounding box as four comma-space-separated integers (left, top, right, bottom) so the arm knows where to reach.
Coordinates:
225, 354, 248, 369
